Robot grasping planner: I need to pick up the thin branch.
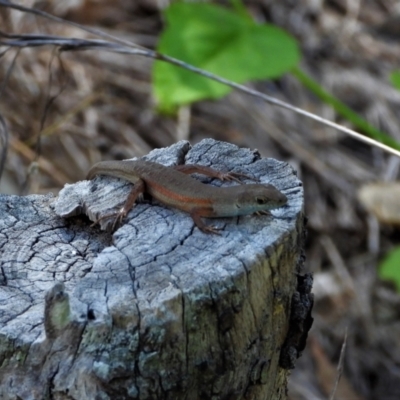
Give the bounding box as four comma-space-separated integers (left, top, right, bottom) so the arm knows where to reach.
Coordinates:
0, 46, 18, 180
1, 1, 400, 158
0, 0, 145, 50
329, 328, 348, 400
0, 31, 149, 55
36, 48, 69, 158
0, 114, 9, 182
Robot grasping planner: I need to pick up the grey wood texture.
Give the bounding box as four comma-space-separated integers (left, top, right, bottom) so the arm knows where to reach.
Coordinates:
0, 139, 304, 400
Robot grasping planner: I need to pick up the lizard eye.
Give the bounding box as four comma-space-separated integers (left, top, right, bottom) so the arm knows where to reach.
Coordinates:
256, 197, 267, 205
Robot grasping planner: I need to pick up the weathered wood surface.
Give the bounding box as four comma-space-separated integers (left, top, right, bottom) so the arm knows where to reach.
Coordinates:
0, 139, 308, 400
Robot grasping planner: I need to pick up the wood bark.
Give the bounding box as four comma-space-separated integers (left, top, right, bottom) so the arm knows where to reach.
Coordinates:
0, 139, 310, 400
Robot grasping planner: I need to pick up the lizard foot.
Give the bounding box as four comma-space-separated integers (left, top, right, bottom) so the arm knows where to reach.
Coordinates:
90, 208, 127, 231
255, 210, 271, 216
199, 224, 223, 235
218, 171, 260, 185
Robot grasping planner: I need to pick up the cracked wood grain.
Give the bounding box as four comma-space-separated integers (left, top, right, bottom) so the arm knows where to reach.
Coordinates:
0, 139, 307, 400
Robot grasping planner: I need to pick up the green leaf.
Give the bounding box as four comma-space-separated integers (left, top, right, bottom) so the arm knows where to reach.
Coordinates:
153, 2, 300, 111
390, 70, 400, 91
379, 246, 400, 292
228, 0, 253, 21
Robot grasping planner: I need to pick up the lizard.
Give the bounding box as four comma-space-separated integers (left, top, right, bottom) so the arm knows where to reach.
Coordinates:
87, 159, 288, 234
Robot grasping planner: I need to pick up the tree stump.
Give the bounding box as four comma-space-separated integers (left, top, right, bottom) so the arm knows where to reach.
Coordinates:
0, 139, 311, 400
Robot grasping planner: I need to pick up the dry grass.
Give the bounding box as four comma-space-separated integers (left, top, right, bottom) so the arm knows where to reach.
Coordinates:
1, 0, 400, 399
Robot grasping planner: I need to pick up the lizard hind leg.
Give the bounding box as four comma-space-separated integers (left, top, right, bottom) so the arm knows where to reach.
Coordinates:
91, 179, 146, 231
174, 164, 258, 184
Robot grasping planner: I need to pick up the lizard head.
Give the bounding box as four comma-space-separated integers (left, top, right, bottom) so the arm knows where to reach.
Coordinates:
234, 184, 287, 215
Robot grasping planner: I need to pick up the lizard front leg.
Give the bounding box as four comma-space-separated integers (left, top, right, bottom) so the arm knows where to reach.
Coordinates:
190, 208, 222, 235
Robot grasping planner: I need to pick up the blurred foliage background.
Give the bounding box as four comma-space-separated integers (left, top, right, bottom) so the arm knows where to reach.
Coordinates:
1, 0, 400, 399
